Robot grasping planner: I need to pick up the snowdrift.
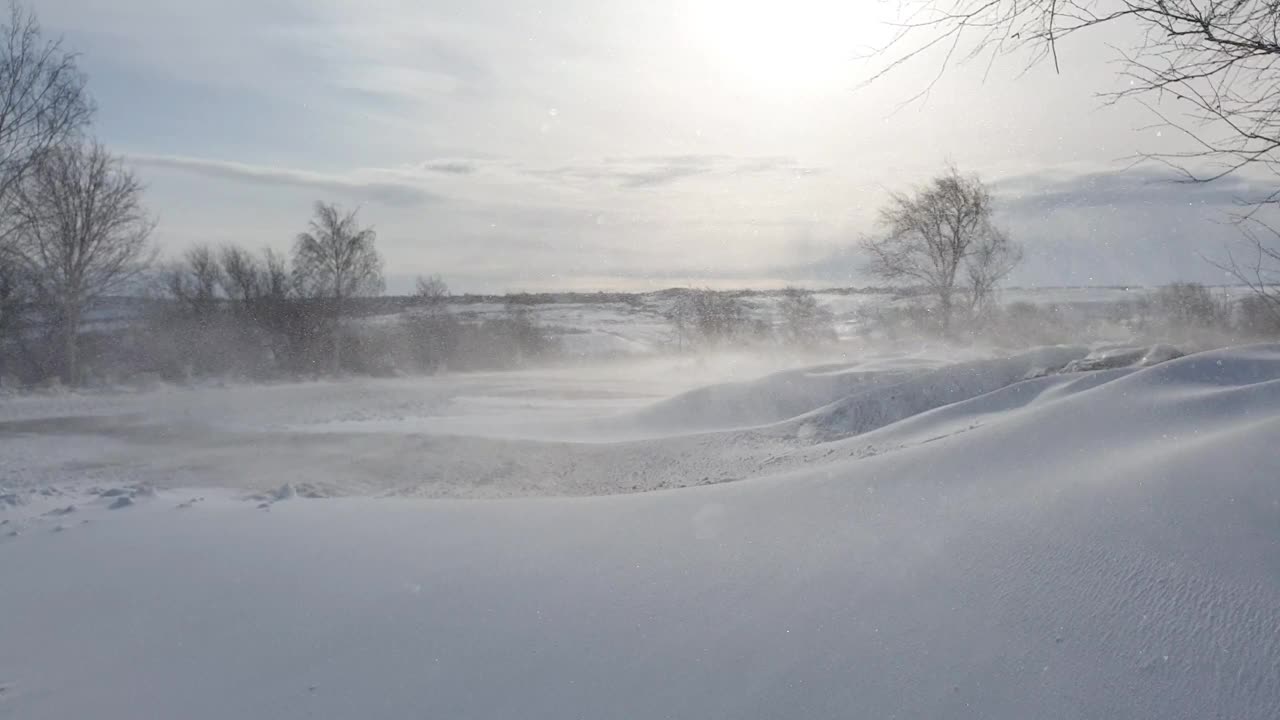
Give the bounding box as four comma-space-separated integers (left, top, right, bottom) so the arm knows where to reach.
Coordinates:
3, 345, 1280, 719
614, 346, 1088, 437
614, 363, 917, 434
789, 345, 1087, 441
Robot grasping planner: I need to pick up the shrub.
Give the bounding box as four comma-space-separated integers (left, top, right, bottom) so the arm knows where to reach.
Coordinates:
776, 287, 837, 347
1150, 283, 1227, 329
665, 289, 757, 349
1237, 294, 1280, 337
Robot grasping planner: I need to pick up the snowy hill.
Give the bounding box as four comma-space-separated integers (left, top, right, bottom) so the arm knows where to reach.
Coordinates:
2, 345, 1279, 718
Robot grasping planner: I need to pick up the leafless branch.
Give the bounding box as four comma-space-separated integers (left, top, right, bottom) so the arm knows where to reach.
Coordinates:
7, 140, 154, 383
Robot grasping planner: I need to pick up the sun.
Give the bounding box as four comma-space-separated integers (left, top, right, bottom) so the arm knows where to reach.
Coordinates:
690, 0, 873, 99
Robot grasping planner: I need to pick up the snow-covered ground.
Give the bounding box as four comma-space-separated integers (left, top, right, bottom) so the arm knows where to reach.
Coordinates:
77, 285, 1257, 360
415, 285, 1259, 356
3, 342, 1280, 718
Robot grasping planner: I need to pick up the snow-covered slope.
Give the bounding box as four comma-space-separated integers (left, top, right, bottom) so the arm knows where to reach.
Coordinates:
3, 346, 1280, 719
602, 346, 1076, 437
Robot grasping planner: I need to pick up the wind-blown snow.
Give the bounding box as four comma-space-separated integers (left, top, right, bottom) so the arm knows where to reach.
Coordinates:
2, 345, 1280, 718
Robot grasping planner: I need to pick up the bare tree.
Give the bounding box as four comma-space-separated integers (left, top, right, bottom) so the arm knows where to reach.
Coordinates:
871, 1, 1280, 181
7, 141, 154, 383
1150, 281, 1228, 329
869, 0, 1280, 310
1238, 293, 1280, 335
414, 273, 449, 310
219, 244, 262, 305
865, 165, 1020, 333
0, 254, 27, 376
262, 248, 291, 296
403, 274, 455, 373
292, 201, 383, 373
0, 2, 92, 217
232, 245, 315, 373
164, 244, 223, 319
1213, 219, 1280, 325
0, 1, 92, 365
777, 287, 837, 346
966, 225, 1023, 315
665, 288, 757, 349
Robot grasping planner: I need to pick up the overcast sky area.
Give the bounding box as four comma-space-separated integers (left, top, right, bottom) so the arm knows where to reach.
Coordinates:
38, 0, 1276, 293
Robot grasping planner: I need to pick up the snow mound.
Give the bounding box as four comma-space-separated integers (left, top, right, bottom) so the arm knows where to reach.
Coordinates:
1060, 343, 1183, 372
3, 346, 1280, 718
615, 347, 1086, 436
792, 345, 1088, 441
4, 347, 1280, 718
616, 364, 914, 434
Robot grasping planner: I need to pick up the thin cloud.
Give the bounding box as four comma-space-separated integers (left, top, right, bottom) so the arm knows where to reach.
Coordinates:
618, 164, 713, 188
129, 154, 439, 207
534, 154, 826, 189
993, 165, 1274, 212
732, 156, 826, 176
419, 159, 478, 175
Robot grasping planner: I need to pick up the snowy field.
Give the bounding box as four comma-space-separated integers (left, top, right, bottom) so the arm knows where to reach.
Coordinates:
75, 285, 1258, 361
3, 341, 1280, 718
440, 286, 1258, 357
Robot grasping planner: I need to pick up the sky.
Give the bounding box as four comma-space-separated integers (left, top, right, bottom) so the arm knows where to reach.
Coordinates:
36, 0, 1275, 293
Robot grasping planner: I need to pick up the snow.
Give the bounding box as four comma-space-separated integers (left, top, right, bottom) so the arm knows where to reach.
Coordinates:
1060, 343, 1184, 372
2, 344, 1280, 718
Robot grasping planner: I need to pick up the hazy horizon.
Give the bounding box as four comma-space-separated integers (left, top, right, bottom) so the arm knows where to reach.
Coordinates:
39, 0, 1273, 292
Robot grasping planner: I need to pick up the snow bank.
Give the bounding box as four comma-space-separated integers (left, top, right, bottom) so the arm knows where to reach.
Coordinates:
1060, 343, 1183, 372
616, 363, 915, 434
3, 345, 1279, 719
614, 346, 1071, 437
788, 345, 1087, 441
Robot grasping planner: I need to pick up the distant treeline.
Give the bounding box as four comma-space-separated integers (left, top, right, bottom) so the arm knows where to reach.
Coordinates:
854, 282, 1280, 347
431, 286, 898, 306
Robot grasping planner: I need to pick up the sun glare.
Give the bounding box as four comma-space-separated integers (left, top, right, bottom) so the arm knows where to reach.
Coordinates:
692, 0, 872, 99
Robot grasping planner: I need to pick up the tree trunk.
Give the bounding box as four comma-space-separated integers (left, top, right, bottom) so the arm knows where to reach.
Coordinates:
330, 296, 343, 375
331, 327, 341, 375
62, 308, 79, 386
938, 291, 953, 335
